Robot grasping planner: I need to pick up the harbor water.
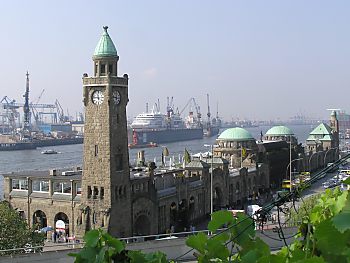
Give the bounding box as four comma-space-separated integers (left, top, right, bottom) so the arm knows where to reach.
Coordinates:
0, 124, 317, 199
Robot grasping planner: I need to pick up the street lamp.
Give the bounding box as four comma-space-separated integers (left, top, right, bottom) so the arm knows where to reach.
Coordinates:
204, 144, 218, 217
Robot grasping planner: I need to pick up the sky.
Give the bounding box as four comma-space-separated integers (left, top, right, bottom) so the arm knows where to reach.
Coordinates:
0, 0, 350, 122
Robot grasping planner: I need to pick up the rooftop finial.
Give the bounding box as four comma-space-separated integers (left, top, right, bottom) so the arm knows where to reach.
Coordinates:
103, 26, 109, 32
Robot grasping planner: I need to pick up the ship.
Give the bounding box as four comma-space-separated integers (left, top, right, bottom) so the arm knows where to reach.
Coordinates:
0, 135, 83, 151
130, 101, 203, 145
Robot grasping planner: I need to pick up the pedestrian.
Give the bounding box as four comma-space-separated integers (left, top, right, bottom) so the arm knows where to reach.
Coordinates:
53, 231, 57, 243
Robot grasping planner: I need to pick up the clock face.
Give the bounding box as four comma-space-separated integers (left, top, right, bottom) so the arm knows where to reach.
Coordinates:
92, 90, 104, 105
112, 90, 121, 105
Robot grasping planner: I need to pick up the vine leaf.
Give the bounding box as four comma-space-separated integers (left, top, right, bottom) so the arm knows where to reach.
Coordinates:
208, 210, 235, 232
186, 232, 208, 254
332, 193, 350, 233
84, 229, 100, 247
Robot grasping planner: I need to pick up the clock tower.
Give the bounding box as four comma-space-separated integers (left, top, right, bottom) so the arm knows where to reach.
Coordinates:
80, 26, 131, 237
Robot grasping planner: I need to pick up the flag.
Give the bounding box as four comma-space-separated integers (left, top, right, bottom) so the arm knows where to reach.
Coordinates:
163, 147, 169, 156
184, 148, 191, 164
242, 147, 247, 158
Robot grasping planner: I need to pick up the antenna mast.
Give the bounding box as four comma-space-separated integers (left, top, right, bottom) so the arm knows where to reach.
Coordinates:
23, 71, 31, 131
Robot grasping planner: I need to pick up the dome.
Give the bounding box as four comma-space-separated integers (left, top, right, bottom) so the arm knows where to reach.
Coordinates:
93, 26, 118, 58
218, 127, 254, 141
265, 126, 294, 136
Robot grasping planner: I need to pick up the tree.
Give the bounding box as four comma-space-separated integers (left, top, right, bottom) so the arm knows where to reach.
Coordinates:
0, 201, 45, 255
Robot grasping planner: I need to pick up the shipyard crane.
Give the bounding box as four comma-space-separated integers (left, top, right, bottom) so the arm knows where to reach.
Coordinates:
0, 96, 20, 133
206, 93, 211, 128
30, 89, 45, 129
55, 99, 65, 123
179, 97, 202, 127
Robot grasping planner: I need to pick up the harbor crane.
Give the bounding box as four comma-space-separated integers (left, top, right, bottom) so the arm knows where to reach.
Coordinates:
206, 93, 211, 128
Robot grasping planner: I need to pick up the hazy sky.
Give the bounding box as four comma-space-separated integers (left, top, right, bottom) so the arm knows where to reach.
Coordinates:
1, 1, 349, 122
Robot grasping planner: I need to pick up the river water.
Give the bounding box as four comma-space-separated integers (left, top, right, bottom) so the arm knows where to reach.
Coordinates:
0, 124, 316, 199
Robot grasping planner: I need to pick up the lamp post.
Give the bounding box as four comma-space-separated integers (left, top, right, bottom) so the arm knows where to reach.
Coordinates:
289, 136, 292, 192
204, 144, 217, 217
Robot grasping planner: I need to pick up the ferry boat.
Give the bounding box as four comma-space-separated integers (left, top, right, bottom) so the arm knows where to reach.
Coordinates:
130, 107, 203, 145
41, 149, 58, 154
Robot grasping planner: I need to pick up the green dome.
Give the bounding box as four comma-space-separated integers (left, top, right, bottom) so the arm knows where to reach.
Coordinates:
218, 127, 254, 141
265, 126, 294, 136
93, 26, 118, 58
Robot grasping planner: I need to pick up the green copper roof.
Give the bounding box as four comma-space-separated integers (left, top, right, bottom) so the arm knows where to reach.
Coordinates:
93, 26, 118, 58
306, 123, 333, 141
218, 127, 254, 141
265, 126, 294, 136
309, 123, 333, 135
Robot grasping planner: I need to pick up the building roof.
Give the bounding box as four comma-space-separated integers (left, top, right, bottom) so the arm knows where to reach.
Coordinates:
186, 160, 210, 169
265, 126, 294, 136
306, 123, 333, 141
218, 127, 254, 141
93, 26, 118, 58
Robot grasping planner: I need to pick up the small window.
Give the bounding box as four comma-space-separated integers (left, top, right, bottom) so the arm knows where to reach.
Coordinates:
115, 154, 123, 171
12, 179, 28, 190
32, 180, 49, 192
88, 186, 92, 199
53, 182, 71, 194
108, 64, 113, 74
100, 187, 104, 199
93, 186, 99, 199
76, 182, 82, 195
100, 64, 106, 75
116, 114, 119, 124
95, 64, 98, 76
95, 145, 98, 157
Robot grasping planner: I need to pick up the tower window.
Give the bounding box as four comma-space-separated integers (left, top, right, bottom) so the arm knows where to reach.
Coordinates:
108, 64, 113, 74
95, 64, 98, 76
100, 64, 106, 75
115, 154, 123, 171
93, 186, 99, 199
88, 186, 92, 199
100, 187, 104, 199
116, 114, 119, 124
95, 145, 98, 157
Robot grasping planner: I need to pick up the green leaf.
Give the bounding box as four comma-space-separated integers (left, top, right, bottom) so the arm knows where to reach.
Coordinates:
96, 246, 108, 263
331, 191, 348, 215
206, 238, 229, 260
186, 232, 208, 254
241, 249, 260, 263
103, 232, 125, 253
332, 193, 350, 233
76, 247, 98, 262
230, 215, 255, 247
208, 210, 235, 232
342, 177, 350, 185
129, 250, 147, 263
314, 219, 348, 257
294, 256, 326, 263
84, 229, 101, 247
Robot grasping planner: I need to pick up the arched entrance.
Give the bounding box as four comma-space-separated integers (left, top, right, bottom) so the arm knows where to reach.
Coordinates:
54, 212, 69, 241
178, 199, 188, 231
33, 210, 47, 230
213, 187, 223, 211
134, 215, 151, 236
